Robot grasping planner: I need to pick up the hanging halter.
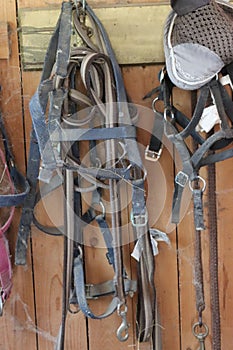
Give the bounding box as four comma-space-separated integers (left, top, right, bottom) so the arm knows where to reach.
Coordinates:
145, 1, 233, 349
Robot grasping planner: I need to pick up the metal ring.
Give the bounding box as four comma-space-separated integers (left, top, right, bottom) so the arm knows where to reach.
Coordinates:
92, 200, 105, 217
152, 96, 159, 113
77, 245, 83, 260
189, 176, 206, 193
117, 302, 128, 316
192, 322, 209, 339
164, 107, 174, 122
68, 303, 80, 314
99, 200, 105, 217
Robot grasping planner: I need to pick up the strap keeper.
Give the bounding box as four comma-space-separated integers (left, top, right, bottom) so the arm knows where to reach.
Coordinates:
220, 74, 233, 90
144, 145, 162, 162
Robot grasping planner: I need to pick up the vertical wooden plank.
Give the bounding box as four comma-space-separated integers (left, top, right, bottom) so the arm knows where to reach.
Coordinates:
173, 90, 197, 350
19, 70, 89, 349
123, 65, 180, 350
0, 22, 10, 59
216, 158, 233, 348
0, 1, 37, 350
16, 0, 87, 347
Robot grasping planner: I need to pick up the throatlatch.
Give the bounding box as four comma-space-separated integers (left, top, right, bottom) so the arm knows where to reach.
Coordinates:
145, 1, 233, 349
15, 1, 166, 348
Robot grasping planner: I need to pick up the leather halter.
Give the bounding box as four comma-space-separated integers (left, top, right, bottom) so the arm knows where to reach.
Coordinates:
146, 66, 233, 224
0, 112, 30, 315
144, 60, 233, 350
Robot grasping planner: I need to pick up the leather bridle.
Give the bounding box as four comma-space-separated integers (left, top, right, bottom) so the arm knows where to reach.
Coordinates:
15, 2, 162, 349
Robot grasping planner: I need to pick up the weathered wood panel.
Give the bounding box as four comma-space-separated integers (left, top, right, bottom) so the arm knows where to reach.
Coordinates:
0, 1, 232, 350
216, 158, 233, 349
0, 1, 36, 350
0, 22, 10, 59
18, 5, 169, 70
123, 65, 180, 350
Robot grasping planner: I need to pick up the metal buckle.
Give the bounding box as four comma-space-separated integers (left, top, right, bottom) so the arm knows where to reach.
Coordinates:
130, 209, 148, 227
144, 145, 162, 162
175, 171, 189, 188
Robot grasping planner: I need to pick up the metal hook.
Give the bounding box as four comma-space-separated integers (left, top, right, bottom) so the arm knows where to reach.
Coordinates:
116, 306, 129, 342
192, 322, 209, 350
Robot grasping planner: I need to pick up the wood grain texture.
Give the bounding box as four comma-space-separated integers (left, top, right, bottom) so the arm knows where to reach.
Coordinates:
18, 0, 169, 8
1, 1, 232, 350
0, 22, 10, 59
173, 90, 198, 350
18, 5, 169, 69
0, 1, 36, 350
216, 158, 233, 349
123, 65, 180, 349
173, 90, 212, 350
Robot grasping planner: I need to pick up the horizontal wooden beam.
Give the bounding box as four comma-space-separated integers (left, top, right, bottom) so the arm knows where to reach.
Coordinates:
18, 4, 170, 70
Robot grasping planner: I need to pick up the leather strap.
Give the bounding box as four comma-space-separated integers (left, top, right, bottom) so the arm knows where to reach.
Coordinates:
51, 125, 136, 142
145, 115, 163, 162
15, 2, 73, 265
0, 147, 15, 310
73, 255, 119, 319
86, 8, 157, 343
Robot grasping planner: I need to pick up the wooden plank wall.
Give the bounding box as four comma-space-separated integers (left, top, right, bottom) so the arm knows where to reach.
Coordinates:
0, 1, 233, 350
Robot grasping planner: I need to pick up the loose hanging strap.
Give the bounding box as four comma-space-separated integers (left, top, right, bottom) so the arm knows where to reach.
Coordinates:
208, 160, 221, 350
